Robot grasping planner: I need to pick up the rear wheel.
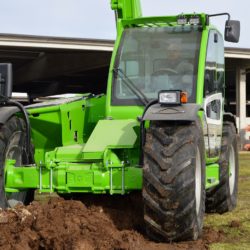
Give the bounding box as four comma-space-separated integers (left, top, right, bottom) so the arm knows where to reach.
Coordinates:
143, 121, 205, 242
0, 116, 34, 208
206, 122, 239, 213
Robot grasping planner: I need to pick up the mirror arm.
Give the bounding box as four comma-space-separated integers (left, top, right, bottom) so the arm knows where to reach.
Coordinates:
206, 13, 230, 25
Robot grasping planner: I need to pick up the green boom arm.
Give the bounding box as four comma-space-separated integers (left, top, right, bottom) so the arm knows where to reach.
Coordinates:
110, 0, 142, 20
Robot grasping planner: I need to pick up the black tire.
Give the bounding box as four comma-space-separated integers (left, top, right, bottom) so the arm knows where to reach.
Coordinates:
143, 121, 206, 242
206, 122, 239, 214
0, 116, 34, 208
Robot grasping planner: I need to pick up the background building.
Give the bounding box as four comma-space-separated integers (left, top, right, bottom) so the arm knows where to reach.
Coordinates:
225, 48, 250, 147
0, 34, 249, 147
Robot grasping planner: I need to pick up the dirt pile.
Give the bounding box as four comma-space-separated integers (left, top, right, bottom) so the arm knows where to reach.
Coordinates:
0, 195, 223, 250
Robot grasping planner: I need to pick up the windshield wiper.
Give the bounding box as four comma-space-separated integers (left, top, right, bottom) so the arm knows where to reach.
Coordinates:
113, 67, 149, 106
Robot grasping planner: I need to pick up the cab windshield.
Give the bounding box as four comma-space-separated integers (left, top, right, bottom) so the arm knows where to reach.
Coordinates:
112, 26, 201, 105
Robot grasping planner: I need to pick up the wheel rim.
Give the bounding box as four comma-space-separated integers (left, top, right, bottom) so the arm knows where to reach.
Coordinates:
195, 147, 202, 214
229, 145, 236, 195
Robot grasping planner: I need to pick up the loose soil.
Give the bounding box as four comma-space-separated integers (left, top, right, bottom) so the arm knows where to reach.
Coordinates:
0, 195, 220, 250
0, 153, 249, 250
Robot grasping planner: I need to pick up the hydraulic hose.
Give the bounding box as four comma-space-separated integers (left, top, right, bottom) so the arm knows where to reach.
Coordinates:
139, 99, 158, 166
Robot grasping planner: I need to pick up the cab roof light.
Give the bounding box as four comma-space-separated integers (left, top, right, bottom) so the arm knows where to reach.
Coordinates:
189, 15, 200, 25
177, 15, 188, 25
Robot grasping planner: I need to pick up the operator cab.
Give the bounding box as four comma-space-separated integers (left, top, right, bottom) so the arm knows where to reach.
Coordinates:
111, 13, 240, 108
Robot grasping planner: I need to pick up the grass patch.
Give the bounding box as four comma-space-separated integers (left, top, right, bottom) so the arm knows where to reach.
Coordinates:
210, 243, 250, 250
206, 152, 250, 249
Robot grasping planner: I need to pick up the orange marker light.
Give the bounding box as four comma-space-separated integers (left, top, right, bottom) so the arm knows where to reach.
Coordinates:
180, 92, 188, 104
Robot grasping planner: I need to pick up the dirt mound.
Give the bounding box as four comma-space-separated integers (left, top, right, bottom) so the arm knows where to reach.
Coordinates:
0, 195, 223, 250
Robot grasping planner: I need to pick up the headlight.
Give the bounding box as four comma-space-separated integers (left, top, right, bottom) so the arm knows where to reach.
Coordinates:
158, 90, 188, 105
158, 91, 180, 105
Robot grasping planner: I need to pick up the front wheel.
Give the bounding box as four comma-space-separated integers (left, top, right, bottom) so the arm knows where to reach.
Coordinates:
143, 121, 206, 242
0, 116, 34, 208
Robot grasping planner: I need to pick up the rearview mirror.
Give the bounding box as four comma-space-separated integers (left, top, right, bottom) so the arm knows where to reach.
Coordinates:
224, 20, 240, 43
0, 63, 13, 99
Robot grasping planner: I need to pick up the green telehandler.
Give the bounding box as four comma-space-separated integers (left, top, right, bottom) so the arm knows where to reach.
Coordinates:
0, 0, 240, 242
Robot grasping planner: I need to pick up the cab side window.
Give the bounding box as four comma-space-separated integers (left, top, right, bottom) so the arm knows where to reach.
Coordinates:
204, 30, 225, 96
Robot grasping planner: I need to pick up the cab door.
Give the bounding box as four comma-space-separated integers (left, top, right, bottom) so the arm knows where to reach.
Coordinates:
203, 30, 224, 158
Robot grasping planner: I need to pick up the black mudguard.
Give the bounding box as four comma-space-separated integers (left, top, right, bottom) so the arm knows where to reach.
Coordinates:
142, 103, 202, 121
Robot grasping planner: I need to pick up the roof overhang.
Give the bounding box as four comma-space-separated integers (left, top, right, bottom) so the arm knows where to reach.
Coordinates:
225, 47, 250, 59
0, 33, 114, 51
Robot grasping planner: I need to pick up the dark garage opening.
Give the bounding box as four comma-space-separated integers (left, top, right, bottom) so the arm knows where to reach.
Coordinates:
0, 35, 113, 102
